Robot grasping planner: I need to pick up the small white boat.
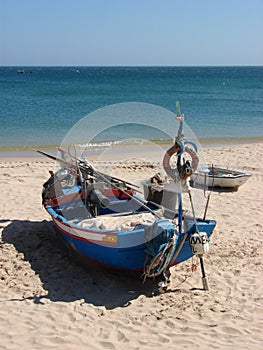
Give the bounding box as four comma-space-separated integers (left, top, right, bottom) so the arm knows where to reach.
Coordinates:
191, 166, 251, 190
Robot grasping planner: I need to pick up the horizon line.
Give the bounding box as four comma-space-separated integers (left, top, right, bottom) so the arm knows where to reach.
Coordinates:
1, 64, 262, 68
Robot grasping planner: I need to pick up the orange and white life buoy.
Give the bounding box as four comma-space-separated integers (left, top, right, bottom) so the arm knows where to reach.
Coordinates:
163, 144, 199, 180
185, 145, 199, 173
163, 144, 181, 178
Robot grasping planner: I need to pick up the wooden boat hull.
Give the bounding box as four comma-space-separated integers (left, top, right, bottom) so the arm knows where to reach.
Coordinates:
39, 102, 217, 282
45, 203, 216, 271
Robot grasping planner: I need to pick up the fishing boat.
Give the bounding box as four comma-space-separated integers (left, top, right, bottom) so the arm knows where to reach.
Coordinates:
39, 101, 216, 292
191, 166, 251, 191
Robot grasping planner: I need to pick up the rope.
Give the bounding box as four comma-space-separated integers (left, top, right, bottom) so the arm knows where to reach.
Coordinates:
143, 236, 176, 279
143, 228, 188, 279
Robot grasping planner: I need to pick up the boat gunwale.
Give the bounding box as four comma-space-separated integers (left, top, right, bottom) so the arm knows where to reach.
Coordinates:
196, 166, 251, 178
45, 204, 157, 236
197, 172, 251, 179
53, 217, 119, 247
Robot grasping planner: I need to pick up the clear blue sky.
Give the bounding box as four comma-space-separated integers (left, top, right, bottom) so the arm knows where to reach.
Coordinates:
0, 0, 262, 66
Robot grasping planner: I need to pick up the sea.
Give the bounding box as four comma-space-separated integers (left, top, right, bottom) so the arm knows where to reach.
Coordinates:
0, 66, 262, 151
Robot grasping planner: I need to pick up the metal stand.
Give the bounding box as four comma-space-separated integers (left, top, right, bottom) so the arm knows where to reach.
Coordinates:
199, 255, 209, 290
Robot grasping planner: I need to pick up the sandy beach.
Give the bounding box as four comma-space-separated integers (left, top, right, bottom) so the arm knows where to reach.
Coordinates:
0, 142, 262, 350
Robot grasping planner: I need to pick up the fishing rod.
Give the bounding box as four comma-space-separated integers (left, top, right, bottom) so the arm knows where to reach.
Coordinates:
61, 151, 161, 218
58, 147, 141, 189
36, 149, 161, 219
35, 149, 140, 192
87, 168, 162, 219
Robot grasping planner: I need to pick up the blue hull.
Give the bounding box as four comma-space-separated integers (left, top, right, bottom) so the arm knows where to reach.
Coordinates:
47, 205, 216, 271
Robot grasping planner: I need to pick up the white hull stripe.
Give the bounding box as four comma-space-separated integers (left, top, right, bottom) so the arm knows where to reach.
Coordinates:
54, 218, 118, 245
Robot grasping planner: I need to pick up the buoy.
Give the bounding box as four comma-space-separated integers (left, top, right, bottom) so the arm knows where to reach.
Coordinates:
190, 231, 210, 290
189, 231, 209, 255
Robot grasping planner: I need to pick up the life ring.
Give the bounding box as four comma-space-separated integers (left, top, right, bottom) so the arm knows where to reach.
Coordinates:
163, 144, 199, 179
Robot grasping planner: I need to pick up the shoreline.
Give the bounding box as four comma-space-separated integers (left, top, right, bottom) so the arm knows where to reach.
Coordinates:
0, 136, 262, 159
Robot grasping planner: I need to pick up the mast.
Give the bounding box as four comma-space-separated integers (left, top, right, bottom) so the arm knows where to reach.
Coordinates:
175, 100, 184, 234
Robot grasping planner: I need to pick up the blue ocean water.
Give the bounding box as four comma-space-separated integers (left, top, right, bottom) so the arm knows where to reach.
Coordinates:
0, 66, 262, 148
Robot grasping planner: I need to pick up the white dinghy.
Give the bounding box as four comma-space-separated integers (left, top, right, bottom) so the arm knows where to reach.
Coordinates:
191, 166, 251, 191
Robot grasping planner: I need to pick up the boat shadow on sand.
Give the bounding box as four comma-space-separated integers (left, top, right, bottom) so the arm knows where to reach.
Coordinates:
2, 219, 159, 309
